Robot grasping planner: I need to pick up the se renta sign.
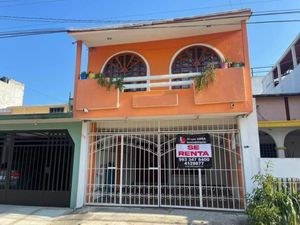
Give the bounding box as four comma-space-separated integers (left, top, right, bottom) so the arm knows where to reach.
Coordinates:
176, 134, 212, 169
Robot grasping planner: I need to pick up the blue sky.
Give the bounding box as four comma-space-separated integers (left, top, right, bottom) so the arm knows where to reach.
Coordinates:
0, 0, 299, 105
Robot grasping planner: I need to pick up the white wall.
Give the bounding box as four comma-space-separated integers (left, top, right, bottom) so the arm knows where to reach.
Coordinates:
278, 65, 300, 93
0, 79, 24, 108
76, 122, 89, 208
238, 98, 261, 194
260, 158, 300, 179
251, 76, 264, 95
253, 65, 300, 95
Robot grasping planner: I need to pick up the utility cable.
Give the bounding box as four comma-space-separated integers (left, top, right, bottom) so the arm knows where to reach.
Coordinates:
0, 9, 300, 25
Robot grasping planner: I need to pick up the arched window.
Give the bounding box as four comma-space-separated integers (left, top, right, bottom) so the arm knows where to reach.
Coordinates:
284, 129, 300, 158
103, 52, 147, 92
259, 131, 277, 158
171, 45, 222, 89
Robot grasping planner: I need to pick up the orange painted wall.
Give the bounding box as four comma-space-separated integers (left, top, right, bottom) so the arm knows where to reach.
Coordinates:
87, 30, 246, 75
74, 27, 253, 119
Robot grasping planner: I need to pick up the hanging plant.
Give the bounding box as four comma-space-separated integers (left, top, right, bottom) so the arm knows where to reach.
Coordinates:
97, 73, 124, 91
194, 64, 216, 92
81, 72, 124, 91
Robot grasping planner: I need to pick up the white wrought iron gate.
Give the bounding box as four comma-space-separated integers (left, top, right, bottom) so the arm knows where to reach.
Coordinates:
86, 119, 245, 211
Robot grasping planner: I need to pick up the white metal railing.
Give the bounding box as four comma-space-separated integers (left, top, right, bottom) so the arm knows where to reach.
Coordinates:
122, 72, 201, 90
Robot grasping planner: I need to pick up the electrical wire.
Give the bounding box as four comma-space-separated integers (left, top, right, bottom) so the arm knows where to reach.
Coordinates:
85, 0, 280, 20
0, 18, 299, 39
0, 8, 299, 39
1, 9, 300, 25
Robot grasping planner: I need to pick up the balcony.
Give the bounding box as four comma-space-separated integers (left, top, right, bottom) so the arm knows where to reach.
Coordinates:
74, 67, 252, 119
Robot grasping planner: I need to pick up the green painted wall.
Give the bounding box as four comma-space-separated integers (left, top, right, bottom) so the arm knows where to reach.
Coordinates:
0, 121, 82, 208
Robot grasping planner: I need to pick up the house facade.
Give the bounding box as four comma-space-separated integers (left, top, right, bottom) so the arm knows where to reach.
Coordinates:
70, 9, 260, 211
252, 33, 300, 179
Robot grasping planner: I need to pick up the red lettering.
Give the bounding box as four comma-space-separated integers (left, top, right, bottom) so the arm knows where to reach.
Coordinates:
178, 150, 210, 157
191, 152, 198, 156
187, 145, 200, 150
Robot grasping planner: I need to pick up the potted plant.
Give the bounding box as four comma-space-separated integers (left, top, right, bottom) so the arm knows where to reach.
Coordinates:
88, 72, 98, 79
194, 64, 216, 92
80, 72, 88, 80
231, 61, 245, 68
221, 58, 231, 69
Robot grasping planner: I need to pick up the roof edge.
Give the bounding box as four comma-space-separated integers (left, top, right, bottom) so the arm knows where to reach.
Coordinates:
0, 112, 73, 121
68, 9, 252, 34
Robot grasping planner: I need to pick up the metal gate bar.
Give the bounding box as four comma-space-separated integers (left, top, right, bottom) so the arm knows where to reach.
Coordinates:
86, 118, 245, 211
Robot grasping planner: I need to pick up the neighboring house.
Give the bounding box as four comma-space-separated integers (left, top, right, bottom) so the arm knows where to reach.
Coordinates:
69, 9, 260, 211
252, 34, 300, 179
0, 101, 82, 208
0, 77, 24, 109
8, 104, 70, 115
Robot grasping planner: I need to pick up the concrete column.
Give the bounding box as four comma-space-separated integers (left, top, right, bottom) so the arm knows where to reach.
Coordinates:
269, 131, 286, 158
73, 40, 83, 115
238, 98, 261, 194
277, 64, 282, 83
76, 121, 89, 208
291, 45, 298, 69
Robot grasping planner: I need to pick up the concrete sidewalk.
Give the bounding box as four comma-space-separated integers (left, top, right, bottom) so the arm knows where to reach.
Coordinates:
0, 205, 72, 225
0, 205, 248, 225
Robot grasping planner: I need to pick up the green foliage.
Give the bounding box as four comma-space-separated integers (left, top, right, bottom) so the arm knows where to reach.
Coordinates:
83, 72, 124, 91
194, 64, 216, 92
231, 62, 245, 67
246, 164, 300, 225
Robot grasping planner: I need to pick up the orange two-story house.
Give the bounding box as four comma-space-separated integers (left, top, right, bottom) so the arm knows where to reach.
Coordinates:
69, 9, 260, 211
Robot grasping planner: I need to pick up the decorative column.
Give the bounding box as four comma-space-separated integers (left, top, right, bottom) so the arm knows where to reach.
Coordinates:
270, 131, 286, 158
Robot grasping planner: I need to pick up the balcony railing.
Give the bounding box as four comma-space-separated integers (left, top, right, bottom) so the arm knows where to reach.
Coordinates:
75, 67, 249, 115
121, 72, 200, 91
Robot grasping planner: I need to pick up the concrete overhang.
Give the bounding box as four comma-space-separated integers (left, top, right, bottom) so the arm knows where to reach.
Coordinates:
68, 9, 252, 47
0, 112, 80, 125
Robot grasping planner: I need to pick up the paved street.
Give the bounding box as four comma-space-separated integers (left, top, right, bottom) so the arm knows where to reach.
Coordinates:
0, 205, 248, 225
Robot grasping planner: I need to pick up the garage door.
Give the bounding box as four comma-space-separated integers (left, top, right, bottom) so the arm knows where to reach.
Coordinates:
0, 130, 74, 207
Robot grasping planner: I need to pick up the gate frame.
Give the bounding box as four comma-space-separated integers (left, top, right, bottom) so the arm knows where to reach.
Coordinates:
0, 129, 75, 207
86, 119, 246, 212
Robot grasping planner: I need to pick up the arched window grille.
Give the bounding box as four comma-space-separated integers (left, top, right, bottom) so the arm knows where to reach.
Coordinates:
171, 45, 221, 89
103, 53, 147, 92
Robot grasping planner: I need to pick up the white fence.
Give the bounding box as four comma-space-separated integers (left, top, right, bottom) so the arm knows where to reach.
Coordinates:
275, 177, 300, 193
122, 72, 201, 90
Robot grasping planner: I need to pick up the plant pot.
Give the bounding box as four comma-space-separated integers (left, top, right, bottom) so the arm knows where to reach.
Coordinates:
220, 62, 228, 69
88, 73, 97, 79
231, 62, 244, 68
80, 72, 88, 80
